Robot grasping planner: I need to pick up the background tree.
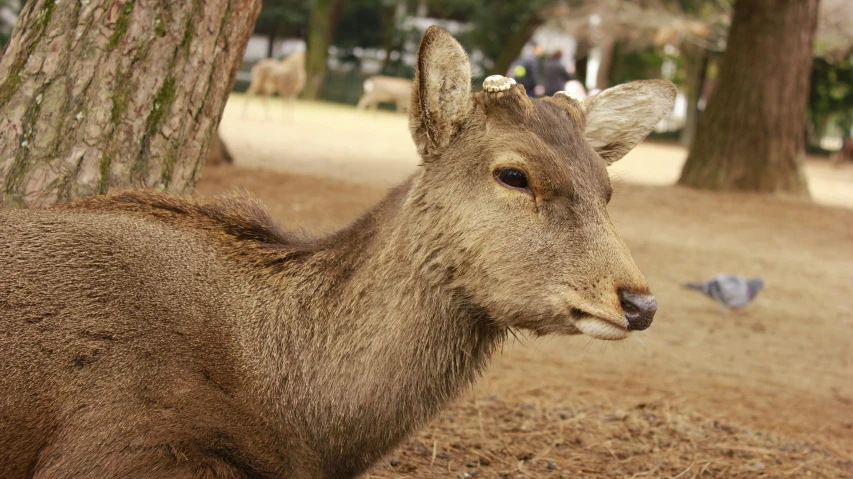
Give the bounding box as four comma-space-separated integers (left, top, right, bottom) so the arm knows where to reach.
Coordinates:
303, 0, 347, 99
677, 0, 820, 196
466, 0, 556, 76
0, 0, 261, 208
549, 0, 725, 91
254, 0, 310, 58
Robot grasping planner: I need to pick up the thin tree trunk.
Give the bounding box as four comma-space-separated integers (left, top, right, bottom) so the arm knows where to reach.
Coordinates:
267, 25, 277, 58
679, 48, 709, 147
594, 34, 616, 91
489, 13, 543, 76
0, 0, 261, 208
677, 0, 818, 196
303, 0, 347, 100
379, 4, 396, 74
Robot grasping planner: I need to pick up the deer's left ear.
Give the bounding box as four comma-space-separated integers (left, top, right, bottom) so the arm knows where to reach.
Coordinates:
582, 80, 677, 165
409, 26, 473, 158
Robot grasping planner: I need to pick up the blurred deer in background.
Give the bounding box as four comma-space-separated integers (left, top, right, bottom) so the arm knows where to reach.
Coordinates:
242, 50, 306, 119
356, 75, 413, 113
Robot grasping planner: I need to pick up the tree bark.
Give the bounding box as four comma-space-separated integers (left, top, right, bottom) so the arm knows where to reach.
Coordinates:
303, 0, 347, 100
679, 48, 709, 147
0, 0, 261, 208
488, 13, 543, 77
677, 0, 818, 196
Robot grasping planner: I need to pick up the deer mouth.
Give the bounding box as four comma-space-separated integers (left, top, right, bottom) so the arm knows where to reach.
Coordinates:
574, 314, 629, 341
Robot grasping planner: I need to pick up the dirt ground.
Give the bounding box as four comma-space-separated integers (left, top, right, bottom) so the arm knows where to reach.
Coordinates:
200, 96, 853, 478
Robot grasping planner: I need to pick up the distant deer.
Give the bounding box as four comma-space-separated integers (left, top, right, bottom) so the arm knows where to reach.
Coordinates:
356, 75, 413, 113
0, 27, 675, 478
242, 50, 306, 118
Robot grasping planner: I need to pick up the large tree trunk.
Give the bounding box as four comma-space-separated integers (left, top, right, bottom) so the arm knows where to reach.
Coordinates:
303, 0, 347, 100
677, 0, 818, 196
0, 0, 261, 209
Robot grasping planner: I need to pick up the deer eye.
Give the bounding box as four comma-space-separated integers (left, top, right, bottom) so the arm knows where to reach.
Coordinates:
495, 168, 529, 190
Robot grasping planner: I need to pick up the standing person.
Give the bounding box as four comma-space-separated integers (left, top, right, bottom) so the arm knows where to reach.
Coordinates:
544, 50, 573, 97
511, 42, 543, 97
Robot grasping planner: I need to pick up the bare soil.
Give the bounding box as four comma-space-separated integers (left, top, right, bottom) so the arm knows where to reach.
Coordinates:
196, 97, 853, 478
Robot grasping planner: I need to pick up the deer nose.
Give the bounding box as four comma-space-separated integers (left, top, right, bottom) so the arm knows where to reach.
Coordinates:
619, 292, 657, 331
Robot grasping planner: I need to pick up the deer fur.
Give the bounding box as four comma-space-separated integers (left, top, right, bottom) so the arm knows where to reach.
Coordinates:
0, 27, 676, 478
242, 50, 306, 117
356, 75, 413, 113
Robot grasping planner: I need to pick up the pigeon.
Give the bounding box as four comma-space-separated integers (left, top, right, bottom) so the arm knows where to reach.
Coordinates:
685, 274, 764, 311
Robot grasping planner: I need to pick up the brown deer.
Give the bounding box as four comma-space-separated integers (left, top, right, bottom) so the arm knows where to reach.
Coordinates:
241, 50, 306, 118
356, 75, 413, 113
0, 27, 675, 478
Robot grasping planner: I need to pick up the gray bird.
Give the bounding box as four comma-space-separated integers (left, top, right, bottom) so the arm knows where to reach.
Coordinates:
685, 274, 765, 311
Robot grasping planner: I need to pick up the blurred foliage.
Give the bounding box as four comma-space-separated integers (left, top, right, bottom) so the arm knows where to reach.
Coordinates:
334, 0, 387, 50
609, 44, 677, 87
809, 54, 853, 139
255, 0, 311, 40
462, 0, 554, 72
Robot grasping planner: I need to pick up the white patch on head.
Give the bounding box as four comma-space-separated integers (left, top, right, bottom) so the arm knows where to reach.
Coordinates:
575, 317, 629, 341
483, 75, 516, 92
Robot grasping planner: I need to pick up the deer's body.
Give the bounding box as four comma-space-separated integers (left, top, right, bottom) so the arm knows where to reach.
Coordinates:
356, 75, 413, 112
0, 186, 497, 478
0, 28, 675, 478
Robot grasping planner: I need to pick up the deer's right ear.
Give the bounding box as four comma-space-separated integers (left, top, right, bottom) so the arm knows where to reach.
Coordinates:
409, 26, 473, 158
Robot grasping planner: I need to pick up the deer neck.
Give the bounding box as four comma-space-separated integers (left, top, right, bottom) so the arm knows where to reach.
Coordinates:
247, 176, 504, 469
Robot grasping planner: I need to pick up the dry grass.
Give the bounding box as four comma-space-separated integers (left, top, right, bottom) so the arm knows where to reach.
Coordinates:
367, 395, 851, 478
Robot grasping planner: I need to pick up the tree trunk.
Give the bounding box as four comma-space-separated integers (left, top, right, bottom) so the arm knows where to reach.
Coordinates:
677, 0, 818, 196
679, 48, 709, 147
267, 25, 278, 58
379, 4, 396, 74
303, 0, 347, 100
488, 13, 543, 77
594, 34, 616, 91
0, 0, 261, 208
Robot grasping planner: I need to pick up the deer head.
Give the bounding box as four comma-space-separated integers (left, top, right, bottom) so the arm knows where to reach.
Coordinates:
406, 27, 676, 340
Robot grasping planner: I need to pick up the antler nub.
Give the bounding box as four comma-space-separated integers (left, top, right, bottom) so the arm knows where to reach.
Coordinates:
483, 75, 516, 93
554, 91, 586, 111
